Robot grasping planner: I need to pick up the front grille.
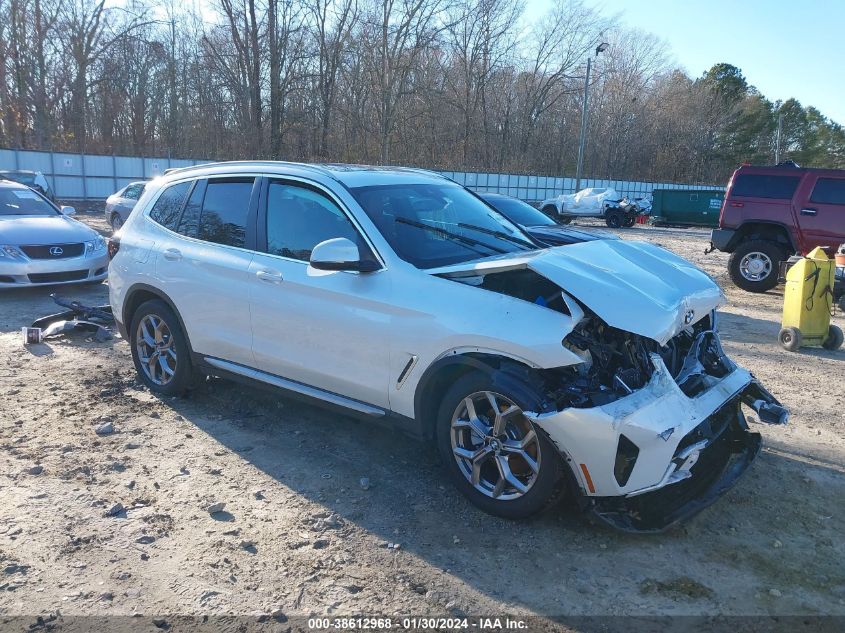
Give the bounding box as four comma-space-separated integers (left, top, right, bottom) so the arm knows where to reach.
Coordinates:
27, 270, 88, 283
19, 243, 85, 259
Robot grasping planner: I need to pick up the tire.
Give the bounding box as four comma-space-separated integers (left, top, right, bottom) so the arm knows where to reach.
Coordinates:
605, 210, 623, 228
622, 215, 636, 228
110, 213, 124, 231
541, 205, 561, 221
558, 216, 572, 224
823, 325, 844, 350
779, 327, 802, 352
435, 371, 565, 519
129, 299, 194, 396
728, 240, 786, 293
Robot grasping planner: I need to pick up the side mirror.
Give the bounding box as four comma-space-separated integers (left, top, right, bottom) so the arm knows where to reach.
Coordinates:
309, 237, 379, 273
60, 206, 76, 216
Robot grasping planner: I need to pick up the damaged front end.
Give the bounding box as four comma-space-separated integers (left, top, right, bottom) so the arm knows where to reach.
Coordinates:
435, 240, 787, 532
523, 314, 787, 533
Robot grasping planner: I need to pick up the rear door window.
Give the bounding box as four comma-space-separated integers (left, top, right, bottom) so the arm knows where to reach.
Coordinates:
198, 178, 254, 248
176, 179, 206, 238
730, 174, 801, 200
809, 178, 845, 205
149, 182, 191, 231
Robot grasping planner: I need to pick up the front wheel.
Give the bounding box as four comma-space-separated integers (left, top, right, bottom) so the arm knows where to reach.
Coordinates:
623, 215, 636, 227
605, 209, 624, 228
435, 372, 565, 519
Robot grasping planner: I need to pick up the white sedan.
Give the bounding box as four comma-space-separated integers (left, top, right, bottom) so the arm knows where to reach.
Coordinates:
0, 180, 109, 288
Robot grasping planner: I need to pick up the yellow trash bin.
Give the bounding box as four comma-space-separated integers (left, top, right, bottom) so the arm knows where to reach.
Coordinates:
779, 247, 843, 351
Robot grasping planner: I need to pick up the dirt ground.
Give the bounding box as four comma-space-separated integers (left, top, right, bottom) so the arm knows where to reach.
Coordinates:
0, 208, 843, 627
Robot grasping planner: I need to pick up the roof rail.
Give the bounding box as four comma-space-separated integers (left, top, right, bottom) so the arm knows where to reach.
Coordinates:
387, 166, 452, 181
161, 160, 339, 179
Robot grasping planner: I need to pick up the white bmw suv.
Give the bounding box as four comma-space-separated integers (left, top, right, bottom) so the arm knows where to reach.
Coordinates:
109, 162, 788, 532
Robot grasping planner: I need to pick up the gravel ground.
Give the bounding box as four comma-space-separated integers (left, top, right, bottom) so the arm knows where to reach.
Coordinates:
0, 210, 843, 626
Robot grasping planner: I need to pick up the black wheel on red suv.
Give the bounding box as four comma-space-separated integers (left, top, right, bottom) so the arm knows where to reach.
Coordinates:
728, 240, 786, 293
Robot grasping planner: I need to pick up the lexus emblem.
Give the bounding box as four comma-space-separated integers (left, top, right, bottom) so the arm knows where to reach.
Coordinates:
49, 246, 64, 256
684, 309, 695, 325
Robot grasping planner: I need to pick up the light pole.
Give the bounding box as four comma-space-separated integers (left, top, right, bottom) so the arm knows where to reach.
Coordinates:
574, 42, 608, 192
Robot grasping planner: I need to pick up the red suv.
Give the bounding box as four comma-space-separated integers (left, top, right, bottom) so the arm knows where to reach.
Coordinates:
710, 163, 845, 292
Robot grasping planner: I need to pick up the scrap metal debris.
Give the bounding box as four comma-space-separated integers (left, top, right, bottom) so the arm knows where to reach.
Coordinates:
25, 293, 115, 344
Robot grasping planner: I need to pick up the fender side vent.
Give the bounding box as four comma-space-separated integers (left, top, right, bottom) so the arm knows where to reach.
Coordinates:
614, 434, 639, 487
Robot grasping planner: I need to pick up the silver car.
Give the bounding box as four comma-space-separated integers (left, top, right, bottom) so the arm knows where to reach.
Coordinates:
0, 180, 109, 288
105, 181, 146, 230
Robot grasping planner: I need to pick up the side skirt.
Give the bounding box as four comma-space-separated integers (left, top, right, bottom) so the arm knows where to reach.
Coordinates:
192, 354, 424, 438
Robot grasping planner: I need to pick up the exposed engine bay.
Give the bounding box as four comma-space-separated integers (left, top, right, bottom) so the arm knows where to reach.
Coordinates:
553, 309, 726, 408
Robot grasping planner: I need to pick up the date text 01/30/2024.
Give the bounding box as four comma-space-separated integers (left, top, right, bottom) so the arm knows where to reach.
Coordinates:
306, 617, 529, 630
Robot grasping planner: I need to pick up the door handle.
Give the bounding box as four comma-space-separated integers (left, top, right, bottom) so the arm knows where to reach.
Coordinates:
162, 248, 182, 261
255, 269, 284, 283
800, 208, 817, 216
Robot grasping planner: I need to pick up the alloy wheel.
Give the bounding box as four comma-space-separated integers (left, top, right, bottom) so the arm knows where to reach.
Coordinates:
739, 251, 772, 282
450, 391, 541, 500
136, 314, 177, 386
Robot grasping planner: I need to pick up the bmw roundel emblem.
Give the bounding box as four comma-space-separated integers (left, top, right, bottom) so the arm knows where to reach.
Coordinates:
49, 246, 64, 256
684, 309, 695, 325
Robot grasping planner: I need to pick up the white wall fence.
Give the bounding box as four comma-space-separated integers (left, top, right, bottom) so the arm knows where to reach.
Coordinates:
0, 147, 724, 201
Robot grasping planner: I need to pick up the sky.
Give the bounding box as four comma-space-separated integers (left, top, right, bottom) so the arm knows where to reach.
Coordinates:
530, 0, 845, 125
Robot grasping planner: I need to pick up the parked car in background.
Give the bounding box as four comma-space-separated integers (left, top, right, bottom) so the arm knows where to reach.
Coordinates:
106, 181, 147, 230
0, 180, 108, 288
0, 170, 56, 202
109, 161, 788, 532
541, 187, 618, 224
479, 192, 617, 246
709, 163, 845, 292
540, 187, 649, 228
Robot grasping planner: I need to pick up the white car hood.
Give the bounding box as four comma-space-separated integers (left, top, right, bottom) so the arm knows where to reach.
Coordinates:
432, 240, 725, 345
0, 215, 96, 245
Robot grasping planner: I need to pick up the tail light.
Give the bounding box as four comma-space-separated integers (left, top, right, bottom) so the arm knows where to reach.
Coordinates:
107, 236, 120, 259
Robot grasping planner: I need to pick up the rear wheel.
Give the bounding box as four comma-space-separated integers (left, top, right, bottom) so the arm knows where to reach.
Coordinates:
823, 325, 843, 350
622, 215, 636, 227
728, 240, 786, 293
435, 372, 565, 519
130, 300, 194, 396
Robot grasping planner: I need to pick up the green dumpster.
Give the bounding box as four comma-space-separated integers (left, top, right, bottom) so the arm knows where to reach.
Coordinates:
650, 189, 725, 227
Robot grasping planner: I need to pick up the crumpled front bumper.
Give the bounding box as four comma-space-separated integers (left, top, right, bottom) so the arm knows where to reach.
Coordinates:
525, 337, 786, 533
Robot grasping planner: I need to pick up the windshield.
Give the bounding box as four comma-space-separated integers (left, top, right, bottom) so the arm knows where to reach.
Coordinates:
0, 187, 58, 216
351, 183, 536, 269
483, 196, 557, 227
